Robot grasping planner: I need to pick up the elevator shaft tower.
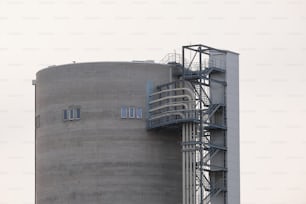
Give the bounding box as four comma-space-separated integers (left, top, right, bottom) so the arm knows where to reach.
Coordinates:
147, 44, 240, 204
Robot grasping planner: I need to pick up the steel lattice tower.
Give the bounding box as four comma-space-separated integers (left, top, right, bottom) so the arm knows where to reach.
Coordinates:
147, 44, 240, 204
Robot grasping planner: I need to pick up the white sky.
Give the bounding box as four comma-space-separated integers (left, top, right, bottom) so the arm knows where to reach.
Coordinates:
1, 0, 306, 203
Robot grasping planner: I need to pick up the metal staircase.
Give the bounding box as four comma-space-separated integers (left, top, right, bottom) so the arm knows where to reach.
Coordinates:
147, 44, 228, 204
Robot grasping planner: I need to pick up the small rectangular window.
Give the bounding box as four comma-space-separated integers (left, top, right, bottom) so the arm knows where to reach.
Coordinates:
129, 107, 135, 118
63, 110, 68, 121
76, 108, 81, 119
63, 106, 81, 122
69, 109, 74, 120
121, 106, 128, 118
136, 108, 142, 119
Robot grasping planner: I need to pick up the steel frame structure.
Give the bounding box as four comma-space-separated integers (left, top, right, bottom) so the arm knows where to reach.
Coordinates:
182, 45, 227, 204
147, 44, 228, 204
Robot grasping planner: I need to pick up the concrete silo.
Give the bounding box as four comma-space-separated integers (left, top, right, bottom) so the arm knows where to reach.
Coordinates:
34, 62, 182, 204
34, 44, 240, 204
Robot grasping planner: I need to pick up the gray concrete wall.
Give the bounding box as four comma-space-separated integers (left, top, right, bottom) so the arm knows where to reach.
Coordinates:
225, 53, 240, 204
35, 62, 182, 204
209, 51, 240, 204
209, 55, 227, 204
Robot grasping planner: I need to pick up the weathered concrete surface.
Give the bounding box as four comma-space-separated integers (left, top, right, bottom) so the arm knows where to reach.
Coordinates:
35, 62, 182, 204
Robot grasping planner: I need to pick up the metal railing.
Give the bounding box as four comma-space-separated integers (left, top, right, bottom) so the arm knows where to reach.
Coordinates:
160, 53, 182, 64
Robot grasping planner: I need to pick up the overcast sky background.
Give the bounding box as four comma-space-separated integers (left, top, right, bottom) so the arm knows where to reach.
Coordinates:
1, 0, 306, 203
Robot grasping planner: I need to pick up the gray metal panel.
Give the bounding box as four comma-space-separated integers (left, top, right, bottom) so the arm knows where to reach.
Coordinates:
35, 62, 182, 204
225, 53, 240, 204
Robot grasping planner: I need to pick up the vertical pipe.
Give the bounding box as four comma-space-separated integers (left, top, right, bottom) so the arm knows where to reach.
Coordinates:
188, 123, 193, 203
186, 123, 190, 204
182, 46, 185, 77
192, 123, 196, 204
182, 125, 186, 204
199, 46, 204, 204
146, 81, 153, 129
169, 66, 172, 83
192, 123, 194, 204
186, 123, 189, 204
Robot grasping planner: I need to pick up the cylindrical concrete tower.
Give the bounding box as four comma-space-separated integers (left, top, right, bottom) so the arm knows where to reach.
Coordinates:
35, 62, 182, 204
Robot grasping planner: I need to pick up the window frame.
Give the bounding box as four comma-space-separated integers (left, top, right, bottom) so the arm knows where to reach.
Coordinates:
69, 108, 74, 120
75, 108, 81, 119
121, 106, 128, 119
63, 109, 68, 121
136, 107, 142, 119
129, 107, 135, 118
63, 106, 81, 121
